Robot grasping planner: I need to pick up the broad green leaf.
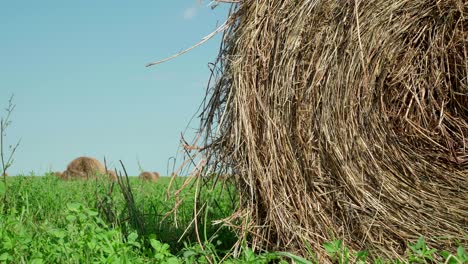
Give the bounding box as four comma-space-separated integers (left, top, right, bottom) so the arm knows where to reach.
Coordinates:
0, 253, 9, 261
457, 246, 466, 259
415, 237, 425, 249
356, 250, 368, 261
66, 215, 77, 222
426, 248, 437, 258
29, 259, 43, 264
150, 239, 162, 251
443, 255, 459, 264
334, 240, 342, 248
87, 239, 97, 250
440, 250, 451, 259
49, 229, 66, 239
127, 232, 138, 243
323, 242, 337, 254
183, 250, 197, 258
87, 210, 98, 217
3, 236, 13, 250
67, 203, 81, 212
154, 253, 165, 260
164, 257, 181, 264
276, 252, 313, 264
161, 243, 170, 253
244, 247, 255, 261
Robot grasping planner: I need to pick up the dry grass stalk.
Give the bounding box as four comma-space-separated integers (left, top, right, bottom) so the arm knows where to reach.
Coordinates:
138, 171, 159, 182
62, 156, 106, 180
184, 0, 468, 261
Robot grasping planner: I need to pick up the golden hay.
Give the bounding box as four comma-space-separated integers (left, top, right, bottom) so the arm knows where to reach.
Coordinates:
106, 169, 117, 181
60, 171, 71, 181
138, 171, 159, 182
190, 0, 468, 261
53, 171, 63, 178
62, 156, 106, 180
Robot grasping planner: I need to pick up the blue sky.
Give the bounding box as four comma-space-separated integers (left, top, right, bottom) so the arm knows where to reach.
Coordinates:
0, 1, 230, 176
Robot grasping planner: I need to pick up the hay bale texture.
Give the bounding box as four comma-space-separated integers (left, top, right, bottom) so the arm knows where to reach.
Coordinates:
107, 169, 117, 181
139, 171, 159, 182
62, 156, 106, 180
196, 0, 467, 260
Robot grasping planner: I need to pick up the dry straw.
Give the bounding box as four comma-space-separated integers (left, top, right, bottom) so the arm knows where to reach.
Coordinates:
62, 156, 106, 180
138, 171, 160, 182
106, 169, 118, 181
53, 171, 63, 178
181, 0, 467, 261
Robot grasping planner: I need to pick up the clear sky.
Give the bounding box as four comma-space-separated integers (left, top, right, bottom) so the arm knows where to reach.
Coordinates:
0, 1, 230, 176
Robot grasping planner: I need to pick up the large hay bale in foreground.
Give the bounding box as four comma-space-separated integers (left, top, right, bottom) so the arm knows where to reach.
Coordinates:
62, 156, 106, 180
138, 171, 159, 182
196, 0, 467, 261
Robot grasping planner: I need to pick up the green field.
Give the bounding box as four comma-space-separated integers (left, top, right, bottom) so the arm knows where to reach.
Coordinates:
0, 175, 244, 263
0, 175, 466, 263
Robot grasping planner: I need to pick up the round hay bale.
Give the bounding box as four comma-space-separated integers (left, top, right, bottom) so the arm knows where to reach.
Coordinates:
195, 0, 468, 261
63, 156, 106, 180
53, 171, 63, 179
60, 170, 73, 181
1, 172, 8, 177
138, 171, 159, 182
152, 171, 160, 179
106, 169, 117, 181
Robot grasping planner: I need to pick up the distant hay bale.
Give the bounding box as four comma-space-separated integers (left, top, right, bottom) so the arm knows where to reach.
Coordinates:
60, 170, 71, 180
106, 169, 117, 181
1, 172, 7, 177
53, 171, 63, 178
138, 171, 159, 182
193, 0, 468, 261
62, 156, 106, 180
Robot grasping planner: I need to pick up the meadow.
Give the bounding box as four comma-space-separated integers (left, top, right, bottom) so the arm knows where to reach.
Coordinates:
0, 175, 466, 263
0, 174, 235, 263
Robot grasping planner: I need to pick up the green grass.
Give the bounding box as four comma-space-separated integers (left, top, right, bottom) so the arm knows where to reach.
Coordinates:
2, 175, 236, 252
0, 175, 466, 263
0, 175, 239, 263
